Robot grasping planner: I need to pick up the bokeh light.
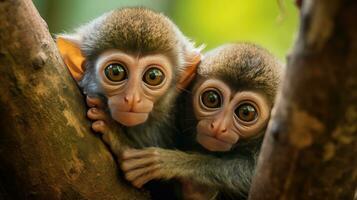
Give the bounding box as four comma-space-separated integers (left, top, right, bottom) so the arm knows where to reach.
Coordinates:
34, 0, 298, 60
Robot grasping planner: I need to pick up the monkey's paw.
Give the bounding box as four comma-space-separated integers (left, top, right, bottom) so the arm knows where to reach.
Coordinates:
86, 96, 111, 134
120, 147, 180, 188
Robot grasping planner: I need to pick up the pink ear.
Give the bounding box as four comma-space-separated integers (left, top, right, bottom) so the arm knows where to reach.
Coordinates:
177, 53, 201, 90
56, 36, 85, 81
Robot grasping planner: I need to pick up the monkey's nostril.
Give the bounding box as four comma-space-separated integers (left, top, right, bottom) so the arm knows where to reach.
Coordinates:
221, 128, 227, 133
210, 123, 215, 129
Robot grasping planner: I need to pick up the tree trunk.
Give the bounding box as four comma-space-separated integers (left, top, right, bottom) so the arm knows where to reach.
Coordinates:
0, 0, 149, 199
249, 0, 357, 199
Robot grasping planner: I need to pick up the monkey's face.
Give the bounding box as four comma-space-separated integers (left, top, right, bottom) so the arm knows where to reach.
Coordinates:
193, 79, 271, 152
96, 50, 173, 126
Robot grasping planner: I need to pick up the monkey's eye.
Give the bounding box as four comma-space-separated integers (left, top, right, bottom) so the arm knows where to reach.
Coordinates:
143, 67, 165, 86
201, 90, 222, 109
104, 63, 127, 82
235, 103, 257, 122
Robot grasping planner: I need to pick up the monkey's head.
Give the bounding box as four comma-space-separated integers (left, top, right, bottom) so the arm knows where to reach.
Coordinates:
193, 43, 282, 152
57, 7, 201, 127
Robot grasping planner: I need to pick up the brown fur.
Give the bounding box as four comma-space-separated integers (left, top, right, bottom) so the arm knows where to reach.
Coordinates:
83, 9, 174, 54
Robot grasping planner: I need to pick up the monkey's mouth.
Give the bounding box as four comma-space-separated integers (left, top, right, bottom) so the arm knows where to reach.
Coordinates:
197, 133, 234, 152
119, 111, 149, 114
118, 111, 150, 117
113, 111, 149, 127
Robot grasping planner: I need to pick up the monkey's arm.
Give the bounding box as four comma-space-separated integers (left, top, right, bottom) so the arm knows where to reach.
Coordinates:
121, 147, 257, 195
98, 120, 133, 155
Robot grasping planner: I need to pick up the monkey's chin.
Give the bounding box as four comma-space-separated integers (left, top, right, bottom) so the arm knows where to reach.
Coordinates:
114, 112, 149, 127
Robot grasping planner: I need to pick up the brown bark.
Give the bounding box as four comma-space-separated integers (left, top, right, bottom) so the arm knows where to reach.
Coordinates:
249, 0, 357, 199
0, 0, 149, 199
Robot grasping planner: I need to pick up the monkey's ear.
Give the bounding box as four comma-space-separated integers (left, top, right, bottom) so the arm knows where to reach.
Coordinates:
177, 53, 201, 89
56, 35, 85, 81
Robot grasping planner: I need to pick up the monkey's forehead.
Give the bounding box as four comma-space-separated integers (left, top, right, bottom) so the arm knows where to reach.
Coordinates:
200, 43, 282, 77
79, 7, 181, 58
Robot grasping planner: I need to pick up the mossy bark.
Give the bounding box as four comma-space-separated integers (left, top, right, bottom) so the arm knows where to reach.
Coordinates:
249, 0, 357, 199
0, 0, 149, 199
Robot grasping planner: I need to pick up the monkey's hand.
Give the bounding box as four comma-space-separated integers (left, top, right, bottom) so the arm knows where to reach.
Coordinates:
120, 147, 185, 188
86, 96, 130, 155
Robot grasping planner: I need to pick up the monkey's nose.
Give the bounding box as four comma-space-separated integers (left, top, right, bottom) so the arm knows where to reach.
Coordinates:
124, 96, 130, 103
211, 122, 227, 136
124, 94, 142, 112
124, 94, 142, 104
216, 127, 227, 136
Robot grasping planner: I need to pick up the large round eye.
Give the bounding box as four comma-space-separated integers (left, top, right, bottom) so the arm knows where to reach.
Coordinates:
104, 63, 127, 82
235, 103, 257, 122
143, 67, 165, 86
201, 90, 222, 109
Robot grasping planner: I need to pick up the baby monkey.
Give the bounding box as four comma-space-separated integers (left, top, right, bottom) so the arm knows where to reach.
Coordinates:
56, 7, 201, 149
176, 43, 282, 199
57, 8, 201, 199
90, 43, 282, 199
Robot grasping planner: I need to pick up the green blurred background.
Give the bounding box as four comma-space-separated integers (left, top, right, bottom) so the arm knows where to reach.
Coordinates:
33, 0, 298, 60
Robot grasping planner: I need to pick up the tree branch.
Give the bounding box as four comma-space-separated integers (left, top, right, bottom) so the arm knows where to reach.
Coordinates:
249, 0, 357, 199
0, 0, 149, 199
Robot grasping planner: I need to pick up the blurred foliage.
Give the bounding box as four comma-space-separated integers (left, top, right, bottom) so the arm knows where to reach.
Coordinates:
34, 0, 298, 59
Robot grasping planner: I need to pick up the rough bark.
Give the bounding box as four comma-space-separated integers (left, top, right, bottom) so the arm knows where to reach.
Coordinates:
249, 0, 357, 199
0, 0, 149, 199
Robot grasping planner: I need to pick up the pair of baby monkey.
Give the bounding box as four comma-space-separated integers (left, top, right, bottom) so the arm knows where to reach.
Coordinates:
57, 7, 282, 200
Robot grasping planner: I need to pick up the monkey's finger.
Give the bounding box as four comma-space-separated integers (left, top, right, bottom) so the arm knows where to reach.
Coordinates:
86, 96, 105, 108
101, 129, 125, 155
132, 169, 162, 188
87, 108, 109, 121
124, 164, 160, 182
92, 120, 109, 134
121, 157, 159, 172
121, 148, 159, 160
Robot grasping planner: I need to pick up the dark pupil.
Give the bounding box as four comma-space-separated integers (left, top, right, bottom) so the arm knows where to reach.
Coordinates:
112, 66, 120, 75
242, 108, 250, 116
236, 104, 257, 122
208, 93, 217, 103
149, 70, 158, 80
202, 90, 221, 108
